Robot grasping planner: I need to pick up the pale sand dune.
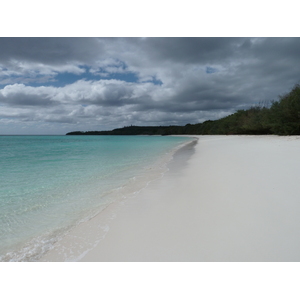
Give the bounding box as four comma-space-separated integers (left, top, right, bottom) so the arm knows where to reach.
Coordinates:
41, 135, 300, 261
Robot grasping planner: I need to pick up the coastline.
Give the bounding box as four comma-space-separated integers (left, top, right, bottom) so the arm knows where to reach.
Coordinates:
39, 137, 197, 261
40, 135, 300, 261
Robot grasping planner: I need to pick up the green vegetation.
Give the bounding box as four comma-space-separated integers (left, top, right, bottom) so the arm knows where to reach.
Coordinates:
67, 84, 300, 136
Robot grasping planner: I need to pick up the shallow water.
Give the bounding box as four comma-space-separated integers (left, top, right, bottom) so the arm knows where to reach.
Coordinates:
0, 135, 192, 261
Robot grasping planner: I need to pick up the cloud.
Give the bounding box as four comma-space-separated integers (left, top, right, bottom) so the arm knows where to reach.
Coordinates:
0, 37, 300, 134
0, 38, 102, 65
0, 84, 59, 106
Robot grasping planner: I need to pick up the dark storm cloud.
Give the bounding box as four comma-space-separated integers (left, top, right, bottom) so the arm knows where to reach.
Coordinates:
129, 37, 245, 64
251, 38, 300, 61
1, 37, 300, 134
0, 37, 102, 65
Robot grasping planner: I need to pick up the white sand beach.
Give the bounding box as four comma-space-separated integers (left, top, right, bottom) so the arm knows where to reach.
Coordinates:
40, 135, 300, 262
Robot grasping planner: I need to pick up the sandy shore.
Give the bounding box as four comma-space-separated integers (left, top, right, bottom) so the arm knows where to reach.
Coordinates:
40, 135, 300, 261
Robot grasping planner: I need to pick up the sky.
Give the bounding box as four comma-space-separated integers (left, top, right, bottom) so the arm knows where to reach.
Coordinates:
1, 37, 300, 135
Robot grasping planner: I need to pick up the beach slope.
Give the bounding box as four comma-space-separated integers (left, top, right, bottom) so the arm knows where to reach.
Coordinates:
41, 135, 300, 261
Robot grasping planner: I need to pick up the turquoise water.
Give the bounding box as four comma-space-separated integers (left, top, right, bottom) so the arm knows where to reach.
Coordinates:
0, 135, 192, 261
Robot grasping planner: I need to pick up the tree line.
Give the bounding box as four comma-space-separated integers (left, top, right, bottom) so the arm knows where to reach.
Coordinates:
67, 84, 300, 136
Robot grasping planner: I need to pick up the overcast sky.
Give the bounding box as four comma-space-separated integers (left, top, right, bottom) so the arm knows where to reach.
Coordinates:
0, 37, 299, 134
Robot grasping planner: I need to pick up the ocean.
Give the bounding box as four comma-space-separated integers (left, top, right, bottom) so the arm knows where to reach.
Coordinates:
0, 135, 192, 261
